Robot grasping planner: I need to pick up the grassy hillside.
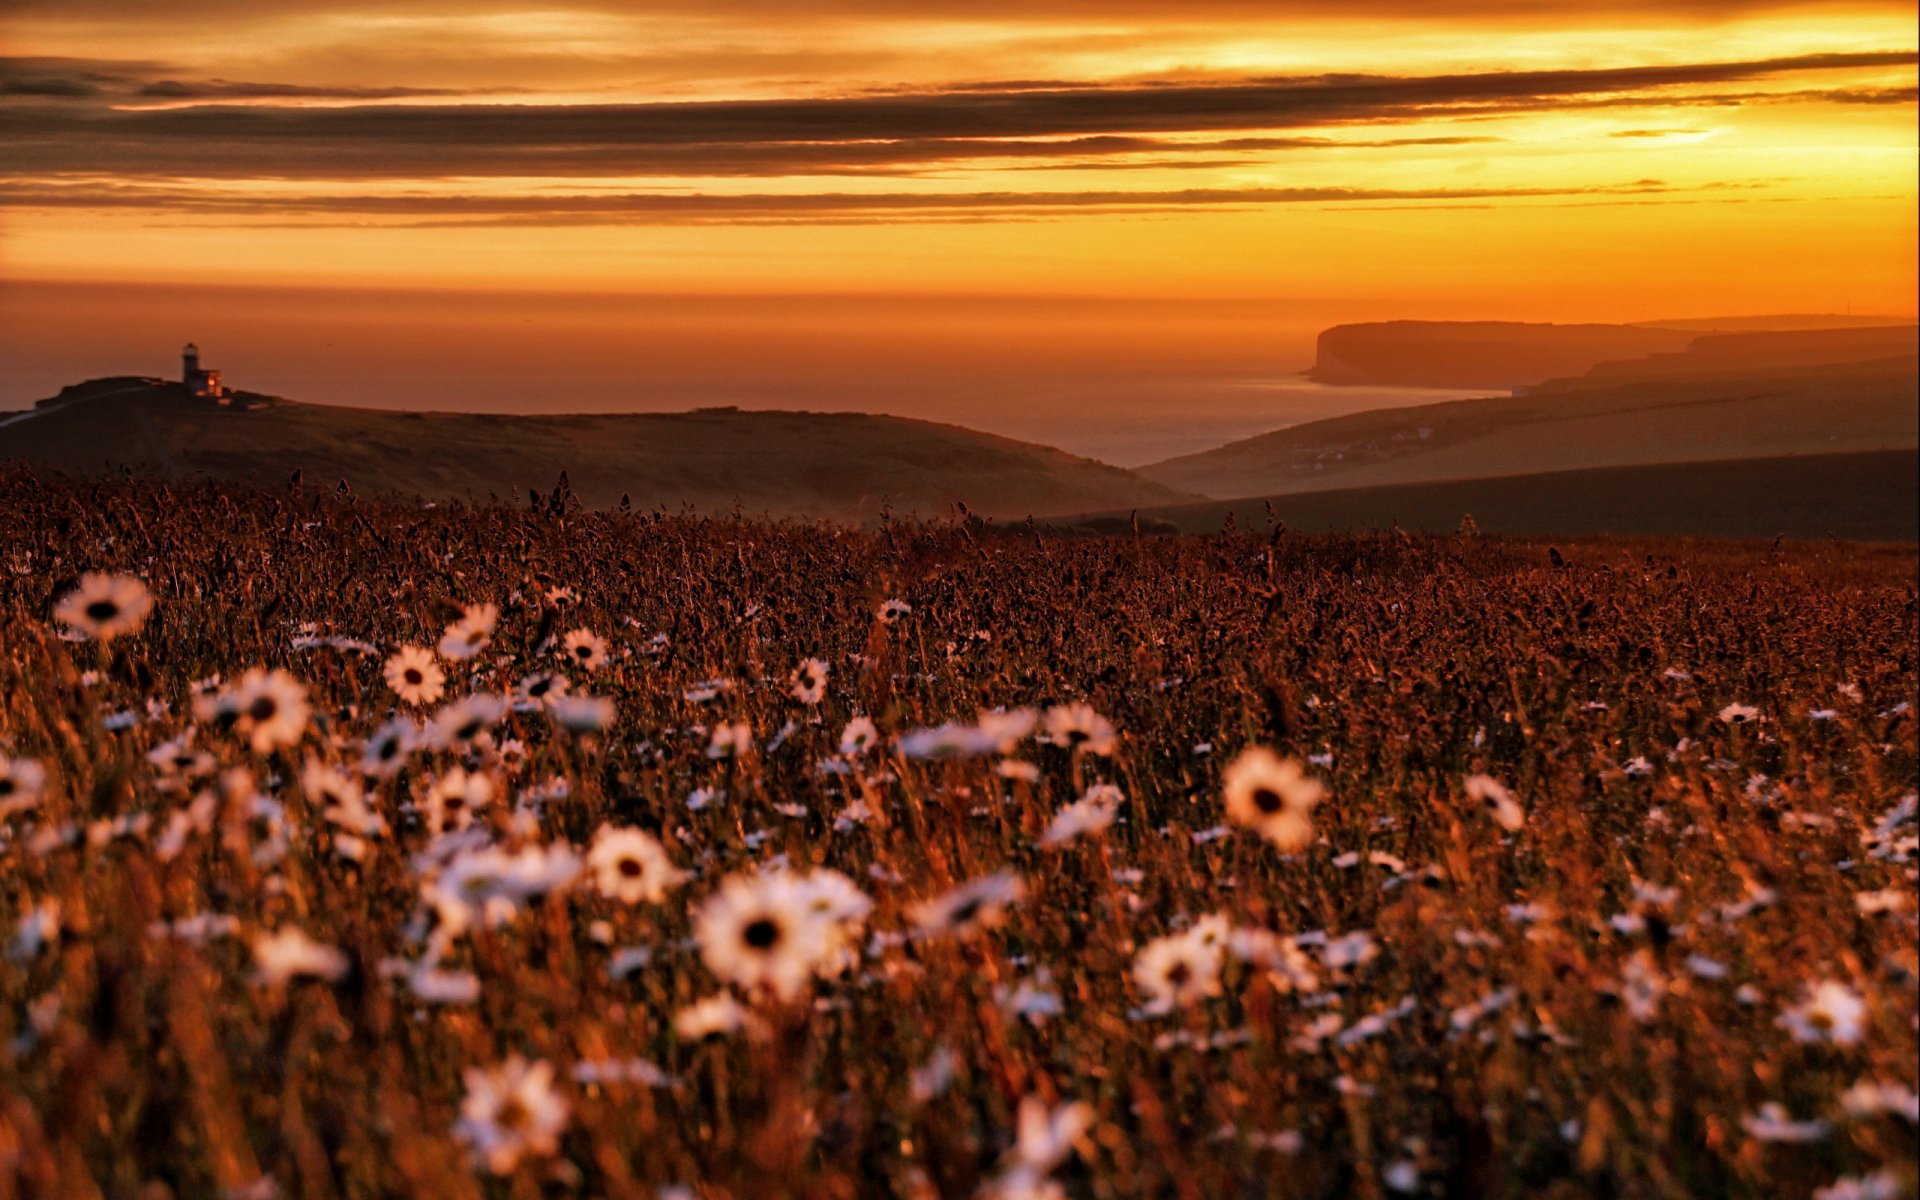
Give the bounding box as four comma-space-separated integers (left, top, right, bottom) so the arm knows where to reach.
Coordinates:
1139, 356, 1917, 500
1091, 450, 1919, 541
0, 378, 1193, 520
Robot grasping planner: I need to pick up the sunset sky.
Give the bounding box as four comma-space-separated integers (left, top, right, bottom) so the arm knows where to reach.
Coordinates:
2, 1, 1915, 459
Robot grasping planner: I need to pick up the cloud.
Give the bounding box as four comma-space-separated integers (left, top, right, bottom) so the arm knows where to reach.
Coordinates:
3, 49, 1910, 183
0, 176, 1722, 226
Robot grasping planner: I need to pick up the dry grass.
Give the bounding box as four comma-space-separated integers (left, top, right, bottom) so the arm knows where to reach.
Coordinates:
0, 470, 1914, 1200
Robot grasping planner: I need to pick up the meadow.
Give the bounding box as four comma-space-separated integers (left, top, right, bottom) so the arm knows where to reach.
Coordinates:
0, 470, 1914, 1200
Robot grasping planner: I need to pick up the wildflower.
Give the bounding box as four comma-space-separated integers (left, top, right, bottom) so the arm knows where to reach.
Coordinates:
706, 721, 753, 759
839, 716, 879, 756
0, 753, 48, 818
559, 628, 608, 672
988, 1097, 1094, 1199
550, 694, 615, 733
1223, 747, 1323, 852
251, 926, 349, 987
408, 965, 481, 1005
1742, 1104, 1831, 1143
1042, 702, 1118, 755
1464, 774, 1525, 832
877, 598, 911, 624
570, 1058, 672, 1088
304, 761, 384, 838
694, 870, 834, 1001
361, 717, 417, 777
1042, 784, 1122, 847
912, 871, 1026, 936
1813, 1173, 1903, 1200
1133, 928, 1225, 1015
585, 827, 683, 905
1718, 703, 1761, 725
1778, 980, 1869, 1045
423, 768, 495, 836
1839, 1079, 1920, 1123
1322, 931, 1380, 971
512, 672, 569, 711
1617, 950, 1667, 1022
454, 1056, 569, 1175
790, 658, 829, 704
438, 603, 499, 661
9, 900, 60, 961
53, 573, 153, 641
428, 693, 506, 751
383, 645, 445, 706
148, 733, 214, 790
1228, 928, 1322, 993
214, 668, 311, 754
676, 993, 752, 1040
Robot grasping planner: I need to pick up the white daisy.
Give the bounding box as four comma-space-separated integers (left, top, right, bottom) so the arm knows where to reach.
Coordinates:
437, 603, 499, 661
361, 717, 417, 777
383, 645, 445, 706
454, 1055, 569, 1175
215, 668, 312, 754
559, 628, 608, 672
1779, 980, 1869, 1045
1463, 774, 1525, 832
912, 871, 1026, 936
585, 827, 683, 905
0, 753, 48, 818
1222, 747, 1323, 852
838, 716, 880, 757
694, 870, 834, 1001
675, 992, 753, 1040
550, 694, 615, 734
1132, 928, 1225, 1015
53, 573, 153, 641
1041, 703, 1118, 755
512, 672, 570, 711
1041, 784, 1122, 847
790, 658, 829, 705
428, 693, 507, 751
251, 926, 349, 987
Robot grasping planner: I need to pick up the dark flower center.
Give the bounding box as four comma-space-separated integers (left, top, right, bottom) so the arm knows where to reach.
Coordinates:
404, 668, 424, 685
454, 720, 483, 741
743, 917, 782, 949
618, 857, 643, 878
248, 696, 279, 722
948, 899, 983, 926
1167, 962, 1193, 987
86, 600, 121, 621
1252, 787, 1284, 814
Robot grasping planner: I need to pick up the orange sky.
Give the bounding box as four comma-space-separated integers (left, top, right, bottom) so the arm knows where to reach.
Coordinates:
1, 1, 1915, 454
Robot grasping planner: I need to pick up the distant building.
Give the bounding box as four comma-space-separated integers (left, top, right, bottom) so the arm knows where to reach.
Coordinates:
181, 342, 225, 398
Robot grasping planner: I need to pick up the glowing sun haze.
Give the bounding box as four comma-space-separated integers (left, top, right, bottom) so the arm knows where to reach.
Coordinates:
1, 0, 1914, 459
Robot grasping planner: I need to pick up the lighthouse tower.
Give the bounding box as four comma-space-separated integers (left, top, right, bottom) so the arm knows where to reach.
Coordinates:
180, 342, 225, 398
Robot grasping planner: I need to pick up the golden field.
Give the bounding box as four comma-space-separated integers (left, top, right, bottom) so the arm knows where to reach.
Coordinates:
0, 471, 1914, 1199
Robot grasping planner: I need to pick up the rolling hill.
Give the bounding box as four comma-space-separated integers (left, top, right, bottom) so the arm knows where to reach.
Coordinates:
1084, 450, 1919, 542
1139, 351, 1917, 501
0, 378, 1194, 521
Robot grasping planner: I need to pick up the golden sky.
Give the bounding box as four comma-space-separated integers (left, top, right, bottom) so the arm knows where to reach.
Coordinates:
0, 1, 1915, 452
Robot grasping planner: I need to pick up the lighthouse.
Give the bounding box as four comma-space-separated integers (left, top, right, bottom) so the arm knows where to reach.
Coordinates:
180, 342, 226, 398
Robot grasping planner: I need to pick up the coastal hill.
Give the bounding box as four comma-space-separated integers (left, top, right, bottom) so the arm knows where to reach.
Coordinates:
1141, 339, 1917, 501
1090, 450, 1919, 542
1306, 315, 1915, 390
0, 377, 1194, 521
